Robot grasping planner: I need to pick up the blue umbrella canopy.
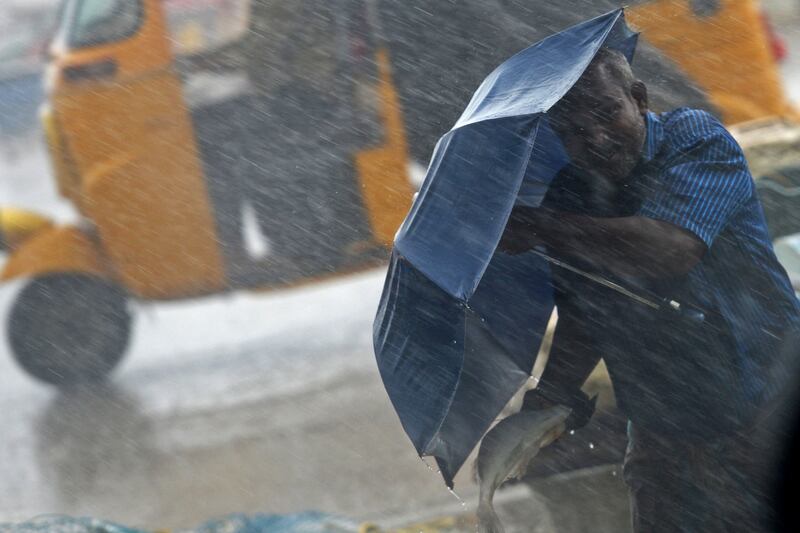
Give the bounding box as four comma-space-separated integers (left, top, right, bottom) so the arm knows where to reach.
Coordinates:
373, 9, 638, 488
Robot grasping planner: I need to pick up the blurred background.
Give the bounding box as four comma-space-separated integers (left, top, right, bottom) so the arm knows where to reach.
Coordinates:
1, 1, 800, 531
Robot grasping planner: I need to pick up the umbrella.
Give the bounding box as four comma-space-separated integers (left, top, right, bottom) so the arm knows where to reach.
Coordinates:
373, 9, 639, 488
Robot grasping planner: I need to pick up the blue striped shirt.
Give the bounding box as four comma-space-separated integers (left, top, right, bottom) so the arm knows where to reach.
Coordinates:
546, 108, 800, 437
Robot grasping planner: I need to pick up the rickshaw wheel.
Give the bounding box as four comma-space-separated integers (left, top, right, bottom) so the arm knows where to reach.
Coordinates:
7, 274, 132, 386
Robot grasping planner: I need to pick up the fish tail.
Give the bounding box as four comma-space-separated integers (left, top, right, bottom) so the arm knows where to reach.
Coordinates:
477, 498, 505, 533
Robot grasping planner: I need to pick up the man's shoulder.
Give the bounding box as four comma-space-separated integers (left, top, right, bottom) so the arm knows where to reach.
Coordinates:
660, 107, 726, 140
658, 107, 742, 155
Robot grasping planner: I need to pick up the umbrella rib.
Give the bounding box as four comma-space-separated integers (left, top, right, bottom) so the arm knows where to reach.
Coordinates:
450, 9, 626, 132
392, 247, 470, 303
532, 250, 661, 310
420, 306, 469, 459
397, 116, 543, 303
450, 110, 542, 135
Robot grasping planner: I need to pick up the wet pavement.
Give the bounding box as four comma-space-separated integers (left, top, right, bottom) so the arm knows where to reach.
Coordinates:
0, 269, 471, 528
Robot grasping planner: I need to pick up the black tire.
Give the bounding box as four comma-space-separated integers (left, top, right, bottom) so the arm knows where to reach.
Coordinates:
7, 274, 132, 386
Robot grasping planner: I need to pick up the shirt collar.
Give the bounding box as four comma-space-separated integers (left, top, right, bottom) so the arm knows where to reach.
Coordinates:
641, 111, 663, 164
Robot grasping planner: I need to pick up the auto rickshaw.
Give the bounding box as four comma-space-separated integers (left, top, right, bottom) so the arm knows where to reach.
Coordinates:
0, 0, 415, 385
1, 0, 797, 387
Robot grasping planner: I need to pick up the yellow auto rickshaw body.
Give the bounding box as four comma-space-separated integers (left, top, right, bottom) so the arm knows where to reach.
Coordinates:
1, 225, 107, 281
35, 0, 227, 298
17, 0, 413, 300
0, 207, 54, 252
627, 0, 796, 124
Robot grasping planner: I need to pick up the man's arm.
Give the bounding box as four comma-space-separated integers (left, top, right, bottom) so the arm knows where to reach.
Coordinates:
502, 117, 757, 279
523, 294, 601, 429
501, 207, 707, 279
532, 308, 601, 398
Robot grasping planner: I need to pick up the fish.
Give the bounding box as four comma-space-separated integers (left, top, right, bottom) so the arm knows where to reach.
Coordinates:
476, 405, 571, 533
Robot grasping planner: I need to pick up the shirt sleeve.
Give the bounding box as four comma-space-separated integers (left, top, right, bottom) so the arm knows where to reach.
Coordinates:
637, 128, 754, 248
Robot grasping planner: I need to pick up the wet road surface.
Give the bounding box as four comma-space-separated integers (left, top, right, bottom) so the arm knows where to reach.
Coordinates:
0, 270, 478, 528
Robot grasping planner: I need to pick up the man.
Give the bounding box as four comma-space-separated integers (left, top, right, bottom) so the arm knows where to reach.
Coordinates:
500, 47, 800, 531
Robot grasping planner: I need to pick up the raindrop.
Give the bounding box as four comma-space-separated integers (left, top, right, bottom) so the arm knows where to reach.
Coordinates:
589, 442, 595, 449
448, 487, 467, 510
420, 456, 437, 473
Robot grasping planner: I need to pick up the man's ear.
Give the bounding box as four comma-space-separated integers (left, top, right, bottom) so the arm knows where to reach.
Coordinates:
631, 80, 648, 114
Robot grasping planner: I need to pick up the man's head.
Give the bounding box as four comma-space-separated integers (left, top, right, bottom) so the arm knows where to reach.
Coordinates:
549, 48, 649, 183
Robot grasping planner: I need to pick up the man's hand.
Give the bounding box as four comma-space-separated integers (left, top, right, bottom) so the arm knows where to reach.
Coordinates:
498, 227, 536, 255
498, 207, 553, 255
522, 386, 598, 431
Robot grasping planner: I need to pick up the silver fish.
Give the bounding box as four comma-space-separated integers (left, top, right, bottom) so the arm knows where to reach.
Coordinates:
476, 405, 571, 533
